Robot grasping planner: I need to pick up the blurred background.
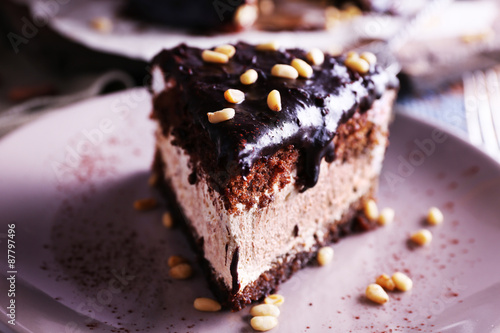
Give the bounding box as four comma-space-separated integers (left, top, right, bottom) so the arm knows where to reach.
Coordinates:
1, 0, 499, 159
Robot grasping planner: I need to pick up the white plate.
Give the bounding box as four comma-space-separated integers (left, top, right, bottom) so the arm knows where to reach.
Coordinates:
1, 88, 500, 332
20, 0, 403, 61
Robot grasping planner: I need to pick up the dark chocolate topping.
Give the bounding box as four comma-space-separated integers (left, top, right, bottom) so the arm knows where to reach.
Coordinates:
151, 42, 397, 191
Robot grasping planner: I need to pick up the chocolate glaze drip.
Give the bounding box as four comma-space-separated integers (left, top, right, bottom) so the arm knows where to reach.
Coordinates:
151, 42, 398, 191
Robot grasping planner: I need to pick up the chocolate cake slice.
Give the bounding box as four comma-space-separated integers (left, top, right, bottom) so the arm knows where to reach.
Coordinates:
127, 0, 258, 31
149, 42, 398, 310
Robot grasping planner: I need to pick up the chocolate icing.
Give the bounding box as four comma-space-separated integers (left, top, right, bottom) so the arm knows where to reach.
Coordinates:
151, 42, 397, 192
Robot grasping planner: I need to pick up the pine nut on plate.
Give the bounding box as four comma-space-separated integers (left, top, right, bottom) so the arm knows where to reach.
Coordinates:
392, 272, 413, 291
250, 304, 280, 317
250, 316, 278, 331
375, 274, 395, 291
364, 199, 379, 220
264, 294, 285, 307
193, 297, 222, 312
167, 255, 187, 268
317, 246, 334, 266
428, 207, 444, 225
378, 208, 395, 225
169, 263, 193, 279
366, 283, 389, 304
162, 212, 174, 228
410, 229, 433, 246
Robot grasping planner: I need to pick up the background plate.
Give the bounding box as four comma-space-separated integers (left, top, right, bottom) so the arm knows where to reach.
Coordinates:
0, 88, 500, 332
18, 0, 403, 61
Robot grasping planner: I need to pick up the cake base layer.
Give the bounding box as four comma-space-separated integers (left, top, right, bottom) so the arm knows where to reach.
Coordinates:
153, 150, 377, 311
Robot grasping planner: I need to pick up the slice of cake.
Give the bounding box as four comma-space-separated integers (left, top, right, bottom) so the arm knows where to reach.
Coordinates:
127, 0, 258, 31
149, 42, 398, 310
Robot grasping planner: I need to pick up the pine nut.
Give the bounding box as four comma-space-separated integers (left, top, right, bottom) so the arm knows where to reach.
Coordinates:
148, 173, 158, 186
224, 89, 245, 104
291, 59, 313, 78
378, 208, 395, 226
133, 198, 158, 211
392, 272, 413, 291
167, 255, 187, 268
250, 316, 278, 331
214, 44, 236, 58
345, 57, 370, 74
271, 64, 299, 79
364, 199, 379, 220
240, 69, 258, 85
250, 304, 280, 317
264, 294, 284, 307
410, 229, 432, 246
234, 4, 258, 28
193, 297, 222, 312
256, 41, 280, 51
346, 51, 359, 59
162, 212, 174, 228
427, 207, 444, 225
317, 246, 334, 266
267, 90, 281, 112
202, 50, 229, 64
328, 45, 343, 56
365, 283, 389, 304
306, 48, 324, 65
169, 263, 193, 279
375, 274, 395, 291
207, 108, 235, 123
360, 52, 377, 65
90, 17, 113, 33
